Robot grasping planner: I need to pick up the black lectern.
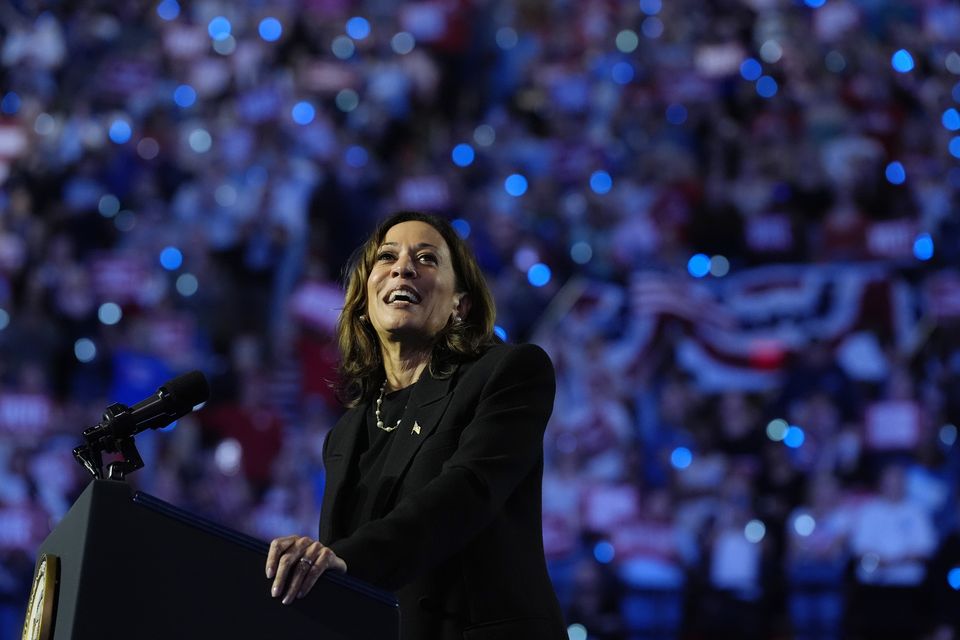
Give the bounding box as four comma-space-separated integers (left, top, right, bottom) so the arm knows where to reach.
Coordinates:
27, 480, 399, 639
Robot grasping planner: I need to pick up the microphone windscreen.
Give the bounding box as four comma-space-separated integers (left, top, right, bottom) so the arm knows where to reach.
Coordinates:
160, 370, 210, 415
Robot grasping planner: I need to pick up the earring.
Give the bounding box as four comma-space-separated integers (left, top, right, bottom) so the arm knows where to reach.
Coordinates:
359, 314, 367, 322
454, 315, 462, 324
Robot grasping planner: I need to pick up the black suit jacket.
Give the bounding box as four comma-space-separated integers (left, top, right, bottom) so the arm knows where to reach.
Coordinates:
320, 343, 566, 640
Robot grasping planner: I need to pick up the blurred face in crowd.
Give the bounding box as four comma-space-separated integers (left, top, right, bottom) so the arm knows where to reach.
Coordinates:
366, 221, 467, 350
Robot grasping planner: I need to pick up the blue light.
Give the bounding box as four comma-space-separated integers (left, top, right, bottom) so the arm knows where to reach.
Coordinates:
611, 61, 635, 85
452, 218, 471, 238
639, 0, 662, 14
740, 58, 762, 81
804, 0, 826, 7
346, 16, 371, 40
527, 263, 552, 287
671, 447, 693, 470
593, 541, 615, 564
756, 76, 778, 98
160, 246, 183, 270
504, 173, 528, 196
1, 92, 21, 115
570, 241, 593, 264
345, 145, 368, 168
885, 161, 906, 185
943, 108, 960, 131
208, 16, 231, 41
666, 103, 688, 125
948, 568, 960, 590
157, 0, 180, 21
494, 325, 508, 341
784, 426, 805, 448
259, 17, 283, 42
891, 49, 914, 73
954, 83, 960, 103
173, 84, 197, 108
687, 253, 711, 278
109, 120, 132, 144
914, 233, 934, 261
950, 136, 960, 159
292, 101, 316, 125
589, 171, 613, 194
451, 143, 475, 167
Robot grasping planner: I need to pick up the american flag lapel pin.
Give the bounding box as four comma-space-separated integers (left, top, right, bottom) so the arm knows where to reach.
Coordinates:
412, 421, 421, 435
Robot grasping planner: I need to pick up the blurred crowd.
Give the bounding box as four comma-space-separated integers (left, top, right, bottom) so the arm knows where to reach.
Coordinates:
1, 0, 960, 638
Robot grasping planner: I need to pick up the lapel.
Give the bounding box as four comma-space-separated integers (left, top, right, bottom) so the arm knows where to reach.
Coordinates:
319, 405, 365, 543
373, 365, 457, 512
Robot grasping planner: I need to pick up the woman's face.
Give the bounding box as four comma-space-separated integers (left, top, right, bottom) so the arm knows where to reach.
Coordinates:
366, 220, 466, 348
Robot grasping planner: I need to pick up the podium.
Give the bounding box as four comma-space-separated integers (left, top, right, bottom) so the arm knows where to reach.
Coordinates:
25, 480, 399, 639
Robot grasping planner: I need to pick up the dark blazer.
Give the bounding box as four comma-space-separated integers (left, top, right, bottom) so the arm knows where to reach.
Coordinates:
320, 342, 566, 640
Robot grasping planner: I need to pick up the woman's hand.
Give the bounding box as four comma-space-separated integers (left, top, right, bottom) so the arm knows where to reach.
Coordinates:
265, 535, 347, 605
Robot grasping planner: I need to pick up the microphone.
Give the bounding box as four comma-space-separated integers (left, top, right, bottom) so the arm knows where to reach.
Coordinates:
73, 370, 210, 479
122, 370, 210, 435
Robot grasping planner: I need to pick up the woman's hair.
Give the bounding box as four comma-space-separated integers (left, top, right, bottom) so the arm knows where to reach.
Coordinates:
335, 211, 497, 406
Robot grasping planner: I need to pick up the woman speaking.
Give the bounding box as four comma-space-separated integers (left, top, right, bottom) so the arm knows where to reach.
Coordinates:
265, 212, 566, 639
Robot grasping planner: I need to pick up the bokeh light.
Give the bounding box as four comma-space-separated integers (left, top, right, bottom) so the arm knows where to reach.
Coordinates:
756, 76, 778, 98
666, 103, 688, 125
496, 27, 519, 50
885, 161, 906, 184
570, 241, 593, 264
593, 541, 615, 563
1, 91, 21, 114
949, 568, 960, 591
34, 113, 55, 135
567, 624, 588, 640
0, 308, 9, 332
213, 35, 236, 55
188, 128, 212, 153
892, 49, 914, 73
784, 426, 806, 448
332, 36, 356, 59
825, 51, 847, 73
913, 233, 934, 261
214, 438, 242, 475
527, 263, 552, 287
611, 61, 635, 85
794, 514, 816, 537
74, 338, 97, 363
137, 137, 160, 160
804, 0, 826, 7
157, 0, 179, 20
292, 101, 316, 125
616, 30, 639, 53
641, 17, 664, 39
207, 16, 231, 41
474, 124, 496, 146
452, 219, 471, 238
505, 173, 528, 196
740, 58, 762, 81
943, 108, 960, 131
259, 17, 282, 42
589, 170, 613, 194
335, 89, 360, 112
640, 0, 662, 14
345, 145, 369, 168
710, 255, 730, 277
173, 84, 197, 108
391, 32, 415, 55
346, 16, 371, 40
160, 246, 183, 270
493, 325, 507, 341
109, 119, 132, 144
687, 253, 711, 278
451, 143, 475, 167
766, 418, 789, 441
98, 302, 122, 326
941, 424, 958, 447
176, 273, 199, 296
759, 40, 783, 63
744, 520, 766, 543
98, 194, 120, 217
950, 136, 960, 159
671, 447, 693, 470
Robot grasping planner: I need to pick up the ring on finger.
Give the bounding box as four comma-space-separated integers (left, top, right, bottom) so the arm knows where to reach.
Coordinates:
298, 557, 314, 570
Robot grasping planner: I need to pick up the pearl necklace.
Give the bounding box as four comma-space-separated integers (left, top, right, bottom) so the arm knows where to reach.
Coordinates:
375, 381, 402, 432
